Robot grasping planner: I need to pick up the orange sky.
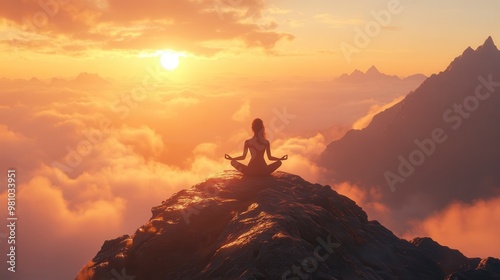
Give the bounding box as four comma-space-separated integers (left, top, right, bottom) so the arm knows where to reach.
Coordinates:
1, 1, 500, 279
2, 0, 500, 79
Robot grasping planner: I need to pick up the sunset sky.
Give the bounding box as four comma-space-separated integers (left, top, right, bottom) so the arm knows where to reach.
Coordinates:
2, 1, 500, 279
1, 0, 499, 79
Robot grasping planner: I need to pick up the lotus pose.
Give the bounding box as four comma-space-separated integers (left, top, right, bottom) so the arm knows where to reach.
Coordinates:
225, 118, 287, 176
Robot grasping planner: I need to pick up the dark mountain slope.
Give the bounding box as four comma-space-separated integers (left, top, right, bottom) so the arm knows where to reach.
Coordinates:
75, 171, 498, 280
320, 37, 500, 217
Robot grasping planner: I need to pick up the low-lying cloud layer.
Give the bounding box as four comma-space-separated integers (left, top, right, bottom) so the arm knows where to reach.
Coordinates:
0, 74, 444, 279
403, 196, 500, 258
331, 182, 500, 258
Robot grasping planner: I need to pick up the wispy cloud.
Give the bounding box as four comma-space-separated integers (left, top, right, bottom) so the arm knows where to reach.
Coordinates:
314, 13, 364, 28
0, 0, 293, 56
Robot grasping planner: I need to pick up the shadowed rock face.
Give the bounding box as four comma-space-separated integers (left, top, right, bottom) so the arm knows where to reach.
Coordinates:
445, 258, 500, 280
410, 237, 481, 277
75, 171, 497, 280
413, 237, 500, 280
320, 37, 500, 223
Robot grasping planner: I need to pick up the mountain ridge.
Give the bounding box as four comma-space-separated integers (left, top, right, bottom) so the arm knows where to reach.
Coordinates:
320, 38, 500, 194
50, 72, 111, 87
0, 72, 112, 87
337, 65, 427, 83
320, 36, 500, 230
75, 171, 499, 280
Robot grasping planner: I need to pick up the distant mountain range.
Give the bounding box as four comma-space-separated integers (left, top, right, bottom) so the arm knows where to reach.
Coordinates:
2, 69, 425, 88
337, 65, 427, 83
49, 72, 111, 87
0, 72, 111, 87
72, 38, 500, 280
75, 171, 500, 280
320, 37, 500, 223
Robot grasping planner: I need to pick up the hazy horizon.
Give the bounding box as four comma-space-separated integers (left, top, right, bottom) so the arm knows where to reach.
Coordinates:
1, 1, 500, 279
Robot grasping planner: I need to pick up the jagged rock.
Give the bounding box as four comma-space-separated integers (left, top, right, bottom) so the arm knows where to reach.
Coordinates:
320, 37, 500, 226
336, 65, 414, 83
411, 237, 480, 276
445, 257, 500, 280
76, 171, 453, 280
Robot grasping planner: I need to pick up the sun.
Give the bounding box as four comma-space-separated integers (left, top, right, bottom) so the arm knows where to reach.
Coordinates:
160, 51, 180, 71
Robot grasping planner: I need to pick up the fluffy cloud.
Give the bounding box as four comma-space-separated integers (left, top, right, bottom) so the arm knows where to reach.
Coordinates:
0, 0, 293, 55
0, 175, 126, 279
403, 196, 500, 258
232, 100, 251, 122
352, 95, 405, 130
273, 133, 328, 182
116, 125, 165, 158
0, 80, 230, 278
332, 182, 391, 223
0, 74, 434, 279
193, 142, 219, 157
332, 180, 500, 259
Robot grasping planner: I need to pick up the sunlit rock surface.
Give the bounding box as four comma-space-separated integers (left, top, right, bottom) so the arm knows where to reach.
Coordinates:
76, 171, 498, 280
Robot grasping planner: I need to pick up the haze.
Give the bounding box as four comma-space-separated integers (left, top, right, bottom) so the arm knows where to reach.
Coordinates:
1, 1, 500, 279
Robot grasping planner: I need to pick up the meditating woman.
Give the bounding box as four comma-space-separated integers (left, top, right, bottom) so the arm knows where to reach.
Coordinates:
225, 118, 287, 176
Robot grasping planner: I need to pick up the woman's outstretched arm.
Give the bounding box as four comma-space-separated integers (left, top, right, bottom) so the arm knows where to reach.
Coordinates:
225, 141, 249, 161
265, 142, 287, 161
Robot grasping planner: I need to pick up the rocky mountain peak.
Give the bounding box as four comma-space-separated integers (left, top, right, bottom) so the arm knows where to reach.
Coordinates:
446, 36, 500, 72
366, 65, 380, 75
76, 171, 499, 280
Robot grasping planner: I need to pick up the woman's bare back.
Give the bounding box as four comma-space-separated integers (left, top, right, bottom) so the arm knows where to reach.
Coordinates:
225, 118, 287, 176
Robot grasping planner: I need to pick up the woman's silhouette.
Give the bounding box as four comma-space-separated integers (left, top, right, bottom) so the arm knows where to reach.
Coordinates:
225, 118, 287, 176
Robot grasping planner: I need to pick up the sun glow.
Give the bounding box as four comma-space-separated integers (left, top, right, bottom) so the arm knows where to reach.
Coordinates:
160, 51, 180, 71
